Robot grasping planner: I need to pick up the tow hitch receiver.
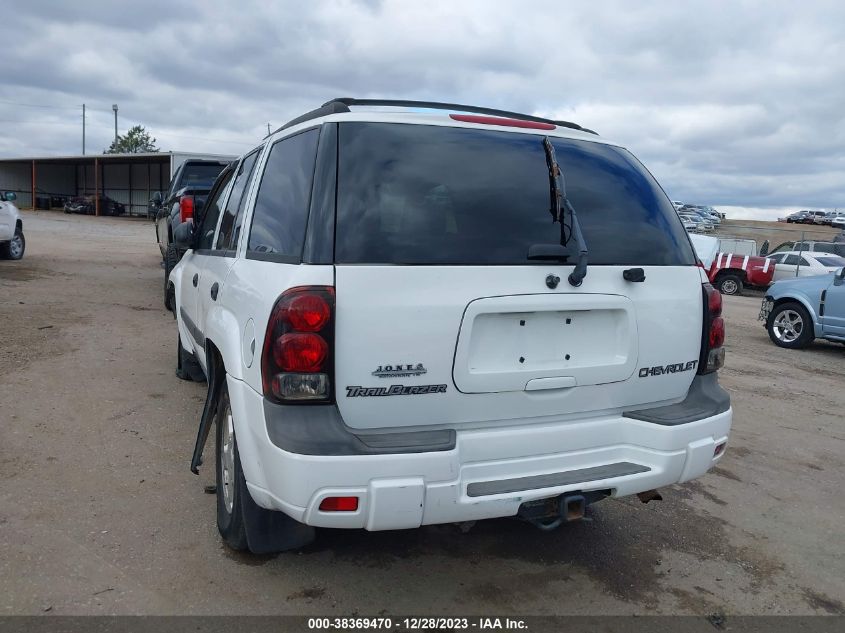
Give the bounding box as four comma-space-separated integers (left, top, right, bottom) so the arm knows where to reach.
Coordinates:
517, 490, 608, 531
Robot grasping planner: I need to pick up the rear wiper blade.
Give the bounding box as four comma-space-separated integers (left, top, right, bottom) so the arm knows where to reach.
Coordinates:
543, 137, 588, 287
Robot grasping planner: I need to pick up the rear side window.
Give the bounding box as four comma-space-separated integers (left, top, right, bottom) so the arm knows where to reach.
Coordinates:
816, 256, 845, 267
215, 149, 260, 250
247, 128, 320, 258
336, 123, 695, 265
196, 170, 235, 250
783, 255, 803, 266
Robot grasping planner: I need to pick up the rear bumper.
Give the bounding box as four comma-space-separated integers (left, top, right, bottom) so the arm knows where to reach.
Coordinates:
228, 377, 732, 531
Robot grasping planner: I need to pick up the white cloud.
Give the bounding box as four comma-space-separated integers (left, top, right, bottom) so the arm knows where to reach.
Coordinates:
0, 0, 843, 218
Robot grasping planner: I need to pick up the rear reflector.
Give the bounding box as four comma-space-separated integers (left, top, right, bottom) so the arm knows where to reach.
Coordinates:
449, 114, 556, 130
714, 442, 726, 456
319, 497, 359, 512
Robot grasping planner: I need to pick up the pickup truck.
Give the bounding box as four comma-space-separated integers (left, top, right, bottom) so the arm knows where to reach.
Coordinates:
690, 234, 774, 295
0, 191, 25, 260
153, 159, 229, 309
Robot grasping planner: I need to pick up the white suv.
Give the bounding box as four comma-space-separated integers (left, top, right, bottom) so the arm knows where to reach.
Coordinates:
170, 98, 732, 553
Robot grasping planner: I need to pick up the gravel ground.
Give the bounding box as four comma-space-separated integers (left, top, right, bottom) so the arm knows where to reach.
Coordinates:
1, 211, 843, 616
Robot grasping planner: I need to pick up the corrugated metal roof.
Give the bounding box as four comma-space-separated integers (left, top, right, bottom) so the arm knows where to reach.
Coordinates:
0, 151, 235, 164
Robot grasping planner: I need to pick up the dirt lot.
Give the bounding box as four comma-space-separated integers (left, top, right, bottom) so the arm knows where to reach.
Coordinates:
1, 212, 843, 616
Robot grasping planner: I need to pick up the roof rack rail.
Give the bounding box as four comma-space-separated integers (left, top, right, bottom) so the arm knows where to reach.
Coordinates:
269, 98, 597, 137
269, 101, 351, 137
324, 97, 597, 135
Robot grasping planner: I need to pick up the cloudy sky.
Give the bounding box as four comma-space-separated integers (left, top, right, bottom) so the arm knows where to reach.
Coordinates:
1, 0, 843, 219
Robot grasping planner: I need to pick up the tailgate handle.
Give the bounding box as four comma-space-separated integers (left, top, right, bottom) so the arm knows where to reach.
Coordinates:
525, 376, 577, 391
623, 268, 646, 282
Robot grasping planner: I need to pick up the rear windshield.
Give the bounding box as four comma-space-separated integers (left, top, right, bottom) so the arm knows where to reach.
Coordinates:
815, 256, 845, 267
336, 122, 695, 265
181, 163, 228, 188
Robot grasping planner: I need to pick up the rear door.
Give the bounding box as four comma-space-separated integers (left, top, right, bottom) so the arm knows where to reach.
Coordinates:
821, 274, 845, 337
178, 168, 234, 356
195, 149, 262, 341
774, 254, 802, 280
332, 121, 702, 431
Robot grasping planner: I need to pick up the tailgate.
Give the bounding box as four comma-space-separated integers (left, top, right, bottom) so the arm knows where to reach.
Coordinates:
333, 266, 703, 431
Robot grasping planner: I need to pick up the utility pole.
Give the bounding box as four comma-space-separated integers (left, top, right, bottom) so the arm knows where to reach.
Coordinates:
82, 104, 86, 155
267, 122, 271, 136
112, 104, 119, 145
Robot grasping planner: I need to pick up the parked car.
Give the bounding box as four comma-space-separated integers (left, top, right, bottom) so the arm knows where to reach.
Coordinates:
680, 216, 698, 231
765, 240, 845, 257
760, 268, 845, 348
168, 98, 731, 553
0, 191, 25, 260
690, 214, 715, 231
63, 195, 126, 216
830, 215, 845, 229
802, 210, 828, 225
687, 206, 721, 224
152, 159, 230, 310
689, 234, 774, 295
765, 251, 845, 282
784, 211, 810, 224
679, 213, 702, 230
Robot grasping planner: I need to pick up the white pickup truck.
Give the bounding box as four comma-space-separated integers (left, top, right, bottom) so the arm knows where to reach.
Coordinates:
0, 192, 25, 260
169, 98, 732, 553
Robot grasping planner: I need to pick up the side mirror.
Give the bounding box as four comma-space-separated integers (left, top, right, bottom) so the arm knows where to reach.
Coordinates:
836, 267, 845, 284
151, 191, 162, 205
4, 191, 17, 202
173, 221, 195, 250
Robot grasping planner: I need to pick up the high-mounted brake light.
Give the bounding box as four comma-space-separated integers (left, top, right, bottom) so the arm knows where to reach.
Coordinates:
699, 283, 725, 374
449, 114, 556, 130
179, 195, 194, 224
262, 286, 335, 403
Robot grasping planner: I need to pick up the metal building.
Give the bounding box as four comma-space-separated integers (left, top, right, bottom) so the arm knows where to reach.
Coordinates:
0, 151, 234, 217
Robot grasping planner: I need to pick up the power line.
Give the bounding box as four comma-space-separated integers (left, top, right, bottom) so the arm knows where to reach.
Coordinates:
0, 98, 79, 110
0, 117, 255, 146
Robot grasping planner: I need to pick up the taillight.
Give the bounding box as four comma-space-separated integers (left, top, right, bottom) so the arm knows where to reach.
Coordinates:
262, 286, 335, 403
699, 283, 725, 374
179, 195, 194, 223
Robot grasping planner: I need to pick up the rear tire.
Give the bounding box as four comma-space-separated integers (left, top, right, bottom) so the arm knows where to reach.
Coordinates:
214, 375, 315, 554
216, 382, 249, 551
717, 273, 743, 296
767, 302, 814, 349
163, 244, 178, 310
